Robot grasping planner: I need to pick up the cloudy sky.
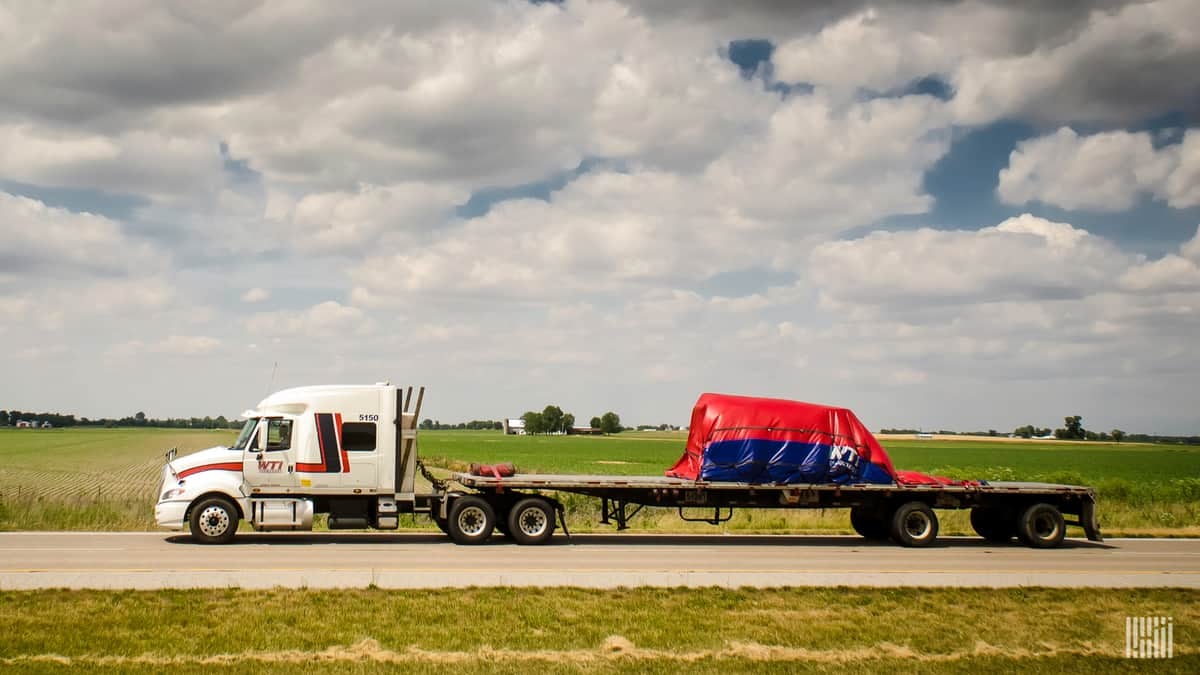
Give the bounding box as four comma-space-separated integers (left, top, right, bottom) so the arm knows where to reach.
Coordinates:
2, 0, 1198, 434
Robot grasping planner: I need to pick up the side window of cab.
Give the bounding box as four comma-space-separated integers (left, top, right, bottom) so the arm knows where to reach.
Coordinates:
265, 419, 292, 451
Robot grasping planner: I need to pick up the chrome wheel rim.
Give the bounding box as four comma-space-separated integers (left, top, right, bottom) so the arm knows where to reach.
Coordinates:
456, 505, 488, 537
517, 507, 549, 537
199, 505, 231, 537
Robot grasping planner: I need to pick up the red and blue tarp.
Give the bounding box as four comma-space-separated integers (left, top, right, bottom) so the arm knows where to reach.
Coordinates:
666, 393, 900, 484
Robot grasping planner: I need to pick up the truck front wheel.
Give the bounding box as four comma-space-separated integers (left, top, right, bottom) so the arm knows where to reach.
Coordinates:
507, 498, 557, 545
1017, 503, 1066, 548
189, 496, 239, 545
890, 501, 939, 547
448, 496, 496, 545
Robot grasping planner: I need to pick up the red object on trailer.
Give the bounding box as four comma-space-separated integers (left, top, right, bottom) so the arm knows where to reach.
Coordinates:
665, 393, 970, 486
666, 393, 899, 483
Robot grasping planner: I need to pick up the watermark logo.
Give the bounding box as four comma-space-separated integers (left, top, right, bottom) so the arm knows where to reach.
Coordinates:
1126, 616, 1173, 659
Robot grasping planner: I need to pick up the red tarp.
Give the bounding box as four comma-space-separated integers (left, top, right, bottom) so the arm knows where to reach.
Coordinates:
666, 393, 899, 483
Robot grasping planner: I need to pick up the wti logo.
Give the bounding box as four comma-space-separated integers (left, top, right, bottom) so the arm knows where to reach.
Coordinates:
257, 459, 284, 473
828, 445, 861, 478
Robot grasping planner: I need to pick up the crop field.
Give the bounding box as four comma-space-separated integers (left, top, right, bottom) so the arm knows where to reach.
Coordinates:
1, 427, 1198, 534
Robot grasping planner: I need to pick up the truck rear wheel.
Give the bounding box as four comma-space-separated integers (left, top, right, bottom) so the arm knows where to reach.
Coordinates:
850, 506, 889, 540
447, 496, 496, 545
970, 507, 1015, 543
431, 513, 450, 535
1017, 503, 1066, 548
890, 501, 938, 547
189, 496, 239, 545
507, 498, 556, 545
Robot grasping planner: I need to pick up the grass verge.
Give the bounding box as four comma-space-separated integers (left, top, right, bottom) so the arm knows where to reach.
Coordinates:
0, 587, 1195, 673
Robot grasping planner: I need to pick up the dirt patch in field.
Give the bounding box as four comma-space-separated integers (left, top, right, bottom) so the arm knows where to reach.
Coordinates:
1, 636, 1170, 667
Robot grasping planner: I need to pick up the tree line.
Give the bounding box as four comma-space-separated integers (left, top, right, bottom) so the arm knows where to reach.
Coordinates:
0, 409, 240, 429
419, 419, 504, 430
518, 405, 623, 434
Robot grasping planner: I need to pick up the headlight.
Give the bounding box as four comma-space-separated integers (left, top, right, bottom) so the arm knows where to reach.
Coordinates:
160, 484, 186, 501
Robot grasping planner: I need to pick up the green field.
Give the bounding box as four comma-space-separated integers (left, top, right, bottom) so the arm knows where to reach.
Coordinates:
1, 427, 1198, 534
0, 587, 1195, 673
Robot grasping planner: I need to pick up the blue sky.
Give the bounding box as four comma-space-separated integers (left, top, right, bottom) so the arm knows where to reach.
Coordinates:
1, 0, 1198, 434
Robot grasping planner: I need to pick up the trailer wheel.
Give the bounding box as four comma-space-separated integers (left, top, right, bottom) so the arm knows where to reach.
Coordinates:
970, 507, 1015, 543
850, 506, 889, 540
1017, 503, 1066, 548
890, 501, 939, 547
447, 496, 495, 545
507, 498, 557, 545
189, 496, 239, 545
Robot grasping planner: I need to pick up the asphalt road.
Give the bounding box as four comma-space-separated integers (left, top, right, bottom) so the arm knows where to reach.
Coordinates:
1, 532, 1197, 589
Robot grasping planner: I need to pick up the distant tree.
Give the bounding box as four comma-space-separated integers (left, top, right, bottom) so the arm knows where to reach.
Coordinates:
562, 413, 575, 431
988, 429, 997, 437
215, 416, 228, 429
1111, 429, 1126, 443
134, 411, 146, 426
522, 411, 546, 434
541, 405, 565, 434
599, 411, 622, 434
493, 421, 503, 431
1057, 415, 1084, 440
0, 410, 7, 426
589, 416, 602, 429
9, 410, 22, 425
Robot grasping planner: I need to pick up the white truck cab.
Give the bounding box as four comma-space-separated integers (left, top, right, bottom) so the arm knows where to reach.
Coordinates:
155, 383, 422, 543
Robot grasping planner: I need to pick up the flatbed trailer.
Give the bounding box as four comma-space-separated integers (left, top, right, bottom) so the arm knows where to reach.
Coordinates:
448, 471, 1103, 548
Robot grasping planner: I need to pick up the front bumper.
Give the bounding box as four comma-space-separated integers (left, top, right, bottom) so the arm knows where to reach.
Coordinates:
155, 500, 189, 530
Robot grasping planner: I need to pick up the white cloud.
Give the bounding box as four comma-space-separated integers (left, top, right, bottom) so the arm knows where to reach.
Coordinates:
774, 9, 950, 94
241, 288, 270, 303
155, 335, 221, 356
998, 128, 1199, 211
281, 182, 467, 254
0, 126, 225, 201
810, 214, 1131, 306
245, 301, 370, 338
350, 92, 951, 303
0, 190, 160, 279
772, 1, 1200, 127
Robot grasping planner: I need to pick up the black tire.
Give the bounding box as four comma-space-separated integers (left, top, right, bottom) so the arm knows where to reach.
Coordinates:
1017, 503, 1066, 548
188, 496, 239, 545
970, 507, 1015, 543
447, 496, 496, 545
431, 514, 450, 535
850, 506, 889, 540
507, 498, 557, 545
889, 501, 939, 547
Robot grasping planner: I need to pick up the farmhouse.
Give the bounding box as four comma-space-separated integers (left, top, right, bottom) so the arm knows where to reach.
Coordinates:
15, 420, 32, 428
502, 418, 525, 435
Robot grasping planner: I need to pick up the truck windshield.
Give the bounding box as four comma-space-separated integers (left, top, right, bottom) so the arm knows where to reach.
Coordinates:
231, 418, 259, 450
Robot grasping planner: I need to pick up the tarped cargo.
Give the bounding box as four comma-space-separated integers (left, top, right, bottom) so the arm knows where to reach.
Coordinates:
666, 393, 898, 484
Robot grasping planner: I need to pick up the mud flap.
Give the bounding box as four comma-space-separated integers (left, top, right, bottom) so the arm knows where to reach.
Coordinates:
1081, 497, 1103, 542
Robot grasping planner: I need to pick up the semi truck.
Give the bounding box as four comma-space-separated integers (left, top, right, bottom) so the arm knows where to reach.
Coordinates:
155, 383, 1103, 548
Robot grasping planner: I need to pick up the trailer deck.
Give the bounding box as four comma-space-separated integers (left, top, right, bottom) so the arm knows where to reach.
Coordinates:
452, 472, 1103, 543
